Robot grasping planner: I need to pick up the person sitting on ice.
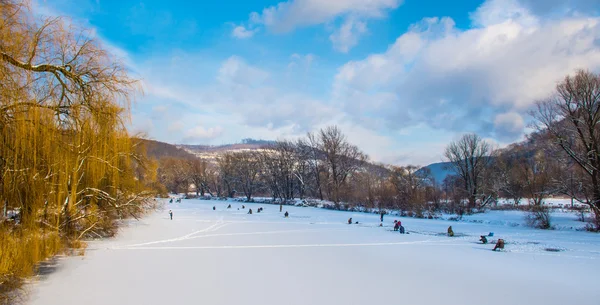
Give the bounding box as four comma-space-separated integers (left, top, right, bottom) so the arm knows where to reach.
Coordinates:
348, 217, 353, 224
169, 198, 173, 203
447, 226, 454, 237
480, 236, 488, 244
242, 205, 245, 209
284, 211, 289, 218
227, 204, 231, 209
493, 239, 505, 251
248, 208, 253, 214
393, 221, 400, 231
399, 225, 405, 234
213, 206, 216, 211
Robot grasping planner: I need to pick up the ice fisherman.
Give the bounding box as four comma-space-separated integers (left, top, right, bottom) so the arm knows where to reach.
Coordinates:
393, 220, 401, 231
348, 217, 353, 224
213, 206, 216, 211
480, 236, 488, 244
227, 204, 231, 209
493, 239, 505, 251
284, 211, 289, 218
447, 226, 454, 237
169, 210, 173, 220
399, 225, 405, 234
248, 208, 253, 214
380, 212, 384, 222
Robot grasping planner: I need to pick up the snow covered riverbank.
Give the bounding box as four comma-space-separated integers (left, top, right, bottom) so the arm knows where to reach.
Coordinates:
28, 198, 600, 305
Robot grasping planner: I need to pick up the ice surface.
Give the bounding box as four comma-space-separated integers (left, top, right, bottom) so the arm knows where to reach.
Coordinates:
28, 198, 600, 305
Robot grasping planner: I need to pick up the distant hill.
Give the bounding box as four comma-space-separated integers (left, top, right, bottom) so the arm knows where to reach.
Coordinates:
419, 161, 456, 184
178, 139, 275, 163
136, 138, 197, 160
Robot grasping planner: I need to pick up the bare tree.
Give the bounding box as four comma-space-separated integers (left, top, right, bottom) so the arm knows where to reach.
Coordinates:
218, 153, 238, 198
188, 159, 210, 196
232, 151, 262, 201
530, 70, 600, 229
444, 133, 495, 210
319, 126, 367, 204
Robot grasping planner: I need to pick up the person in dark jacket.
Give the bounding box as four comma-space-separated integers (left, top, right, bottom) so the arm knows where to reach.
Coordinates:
169, 210, 173, 220
248, 208, 253, 214
480, 236, 488, 244
380, 212, 384, 222
284, 211, 289, 218
399, 225, 405, 234
213, 206, 216, 211
447, 226, 454, 237
227, 204, 231, 209
348, 217, 353, 224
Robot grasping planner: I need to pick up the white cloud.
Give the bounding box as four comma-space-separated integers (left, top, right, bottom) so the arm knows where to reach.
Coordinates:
183, 125, 225, 143
245, 0, 402, 51
334, 0, 600, 141
494, 112, 525, 140
168, 121, 185, 133
140, 54, 336, 137
217, 56, 270, 86
329, 18, 367, 53
232, 25, 257, 39
288, 53, 315, 70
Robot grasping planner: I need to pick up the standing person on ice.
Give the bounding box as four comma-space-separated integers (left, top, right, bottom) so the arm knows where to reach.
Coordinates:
380, 212, 384, 222
169, 210, 173, 220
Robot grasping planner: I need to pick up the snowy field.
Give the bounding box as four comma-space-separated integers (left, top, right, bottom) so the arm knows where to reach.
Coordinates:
28, 198, 600, 305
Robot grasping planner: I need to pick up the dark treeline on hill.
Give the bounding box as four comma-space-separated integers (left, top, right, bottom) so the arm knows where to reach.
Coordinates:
158, 70, 600, 232
241, 138, 276, 145
0, 2, 161, 302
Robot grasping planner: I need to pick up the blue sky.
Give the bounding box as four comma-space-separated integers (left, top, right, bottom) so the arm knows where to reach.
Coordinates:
38, 0, 600, 165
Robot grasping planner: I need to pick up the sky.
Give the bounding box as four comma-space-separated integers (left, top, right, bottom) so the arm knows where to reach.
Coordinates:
37, 0, 600, 166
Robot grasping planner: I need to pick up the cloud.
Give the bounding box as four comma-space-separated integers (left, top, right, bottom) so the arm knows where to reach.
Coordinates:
518, 0, 600, 16
217, 56, 270, 86
494, 112, 525, 140
288, 53, 315, 70
329, 18, 367, 53
168, 121, 185, 133
232, 25, 257, 39
245, 0, 402, 51
140, 54, 336, 137
182, 125, 225, 143
333, 0, 600, 142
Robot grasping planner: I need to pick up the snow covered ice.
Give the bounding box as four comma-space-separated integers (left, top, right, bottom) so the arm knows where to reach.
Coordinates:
29, 199, 600, 305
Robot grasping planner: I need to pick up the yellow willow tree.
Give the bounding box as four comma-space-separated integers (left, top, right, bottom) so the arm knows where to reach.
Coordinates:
0, 1, 158, 298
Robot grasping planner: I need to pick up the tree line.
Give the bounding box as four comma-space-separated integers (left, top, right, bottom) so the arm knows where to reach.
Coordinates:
159, 71, 600, 231
0, 1, 159, 301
